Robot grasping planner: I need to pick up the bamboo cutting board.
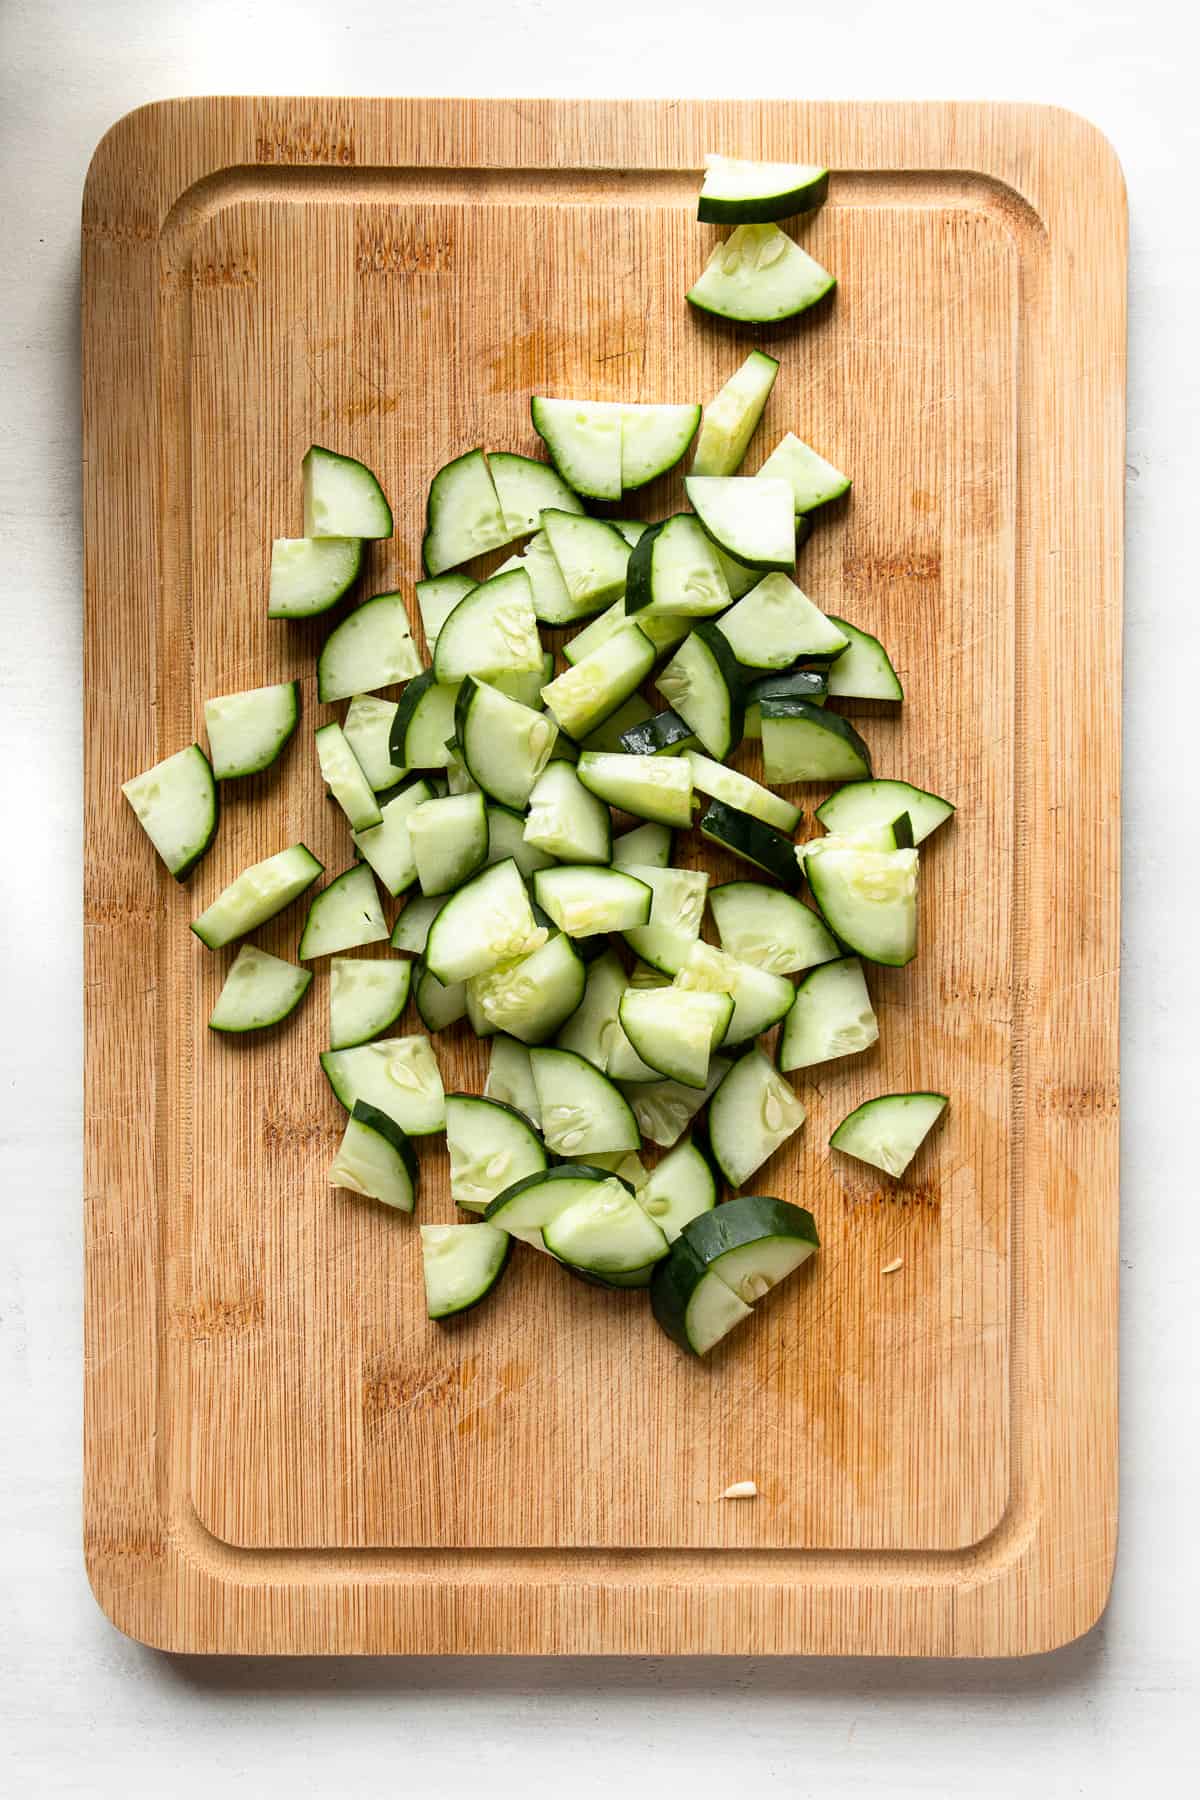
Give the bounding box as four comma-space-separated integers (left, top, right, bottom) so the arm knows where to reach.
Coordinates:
82, 99, 1124, 1656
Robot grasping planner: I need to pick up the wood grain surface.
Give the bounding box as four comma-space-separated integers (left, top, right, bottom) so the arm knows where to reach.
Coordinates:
82, 98, 1125, 1656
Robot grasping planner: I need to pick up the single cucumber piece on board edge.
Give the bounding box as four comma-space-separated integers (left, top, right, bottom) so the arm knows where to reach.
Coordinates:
698, 798, 801, 887
317, 592, 422, 703
686, 224, 836, 326
191, 844, 322, 949
540, 622, 656, 741
708, 1048, 806, 1187
299, 863, 388, 960
320, 1036, 446, 1133
530, 1046, 641, 1157
421, 447, 509, 575
618, 710, 696, 758
716, 573, 848, 670
684, 748, 799, 833
543, 1182, 669, 1276
650, 1196, 819, 1356
421, 1224, 511, 1319
352, 778, 434, 897
532, 864, 652, 939
685, 475, 796, 573
824, 617, 903, 701
268, 536, 363, 618
204, 681, 299, 779
122, 745, 218, 879
636, 1134, 719, 1241
329, 955, 412, 1050
433, 567, 542, 683
757, 431, 851, 514
709, 880, 838, 974
445, 1093, 547, 1212
330, 1100, 419, 1213
691, 349, 780, 476
315, 721, 382, 831
815, 778, 953, 845
698, 155, 829, 225
624, 513, 732, 618
802, 836, 918, 967
576, 750, 694, 829
424, 858, 546, 986
540, 509, 631, 616
485, 1035, 542, 1127
487, 451, 584, 537
208, 945, 312, 1033
779, 955, 878, 1071
302, 444, 393, 539
343, 694, 406, 791
466, 931, 586, 1044
760, 699, 872, 785
454, 676, 558, 810
656, 623, 745, 761
830, 1092, 948, 1179
415, 572, 475, 652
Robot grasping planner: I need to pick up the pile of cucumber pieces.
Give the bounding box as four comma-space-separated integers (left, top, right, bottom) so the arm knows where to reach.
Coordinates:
120, 153, 951, 1357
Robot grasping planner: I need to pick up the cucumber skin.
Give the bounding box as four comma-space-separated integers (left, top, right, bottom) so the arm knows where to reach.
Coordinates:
351, 1099, 420, 1185
698, 172, 830, 227
428, 1234, 512, 1321
682, 1195, 819, 1266
648, 1237, 726, 1352
698, 799, 803, 888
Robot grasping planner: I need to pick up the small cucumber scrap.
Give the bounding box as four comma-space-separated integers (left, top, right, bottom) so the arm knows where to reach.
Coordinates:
315, 721, 382, 831
540, 621, 656, 741
191, 844, 323, 949
413, 960, 467, 1031
525, 761, 613, 864
540, 510, 631, 616
329, 955, 412, 1049
268, 537, 363, 618
830, 1092, 948, 1178
343, 694, 406, 791
760, 700, 872, 785
122, 744, 218, 880
204, 681, 300, 780
424, 859, 546, 986
624, 514, 732, 618
299, 864, 388, 960
420, 1224, 511, 1319
466, 931, 586, 1044
685, 475, 796, 573
656, 623, 745, 761
779, 956, 878, 1071
743, 668, 828, 737
651, 1196, 819, 1357
686, 224, 835, 325
636, 1135, 719, 1241
454, 676, 558, 810
709, 881, 838, 974
698, 155, 829, 225
698, 798, 801, 887
320, 1035, 446, 1134
684, 750, 799, 833
716, 574, 848, 670
533, 865, 652, 938
408, 791, 489, 896
802, 835, 918, 967
352, 778, 433, 896
390, 893, 443, 956
487, 451, 584, 536
757, 431, 850, 514
618, 710, 695, 758
815, 778, 953, 846
422, 448, 508, 575
708, 1048, 806, 1187
529, 1046, 641, 1157
208, 945, 312, 1033
691, 349, 779, 476
317, 592, 422, 703
330, 1100, 419, 1212
576, 751, 694, 829
824, 618, 903, 701
433, 567, 542, 683
302, 445, 393, 538
445, 1093, 547, 1212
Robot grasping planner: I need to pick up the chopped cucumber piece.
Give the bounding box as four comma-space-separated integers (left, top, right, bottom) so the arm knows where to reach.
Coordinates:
329, 955, 412, 1049
744, 667, 828, 736
422, 448, 508, 575
330, 1100, 419, 1213
716, 574, 849, 670
650, 1237, 753, 1355
555, 947, 627, 1070
623, 1056, 731, 1149
320, 1035, 446, 1134
780, 955, 878, 1070
620, 863, 709, 975
191, 843, 322, 949
698, 155, 829, 225
316, 592, 422, 703
530, 1046, 641, 1157
618, 987, 732, 1087
445, 1093, 547, 1212
699, 798, 801, 886
713, 541, 764, 600
531, 398, 623, 500
656, 624, 745, 760
636, 1134, 719, 1241
708, 1048, 806, 1187
485, 1162, 629, 1243
565, 598, 690, 665
390, 893, 443, 956
433, 568, 542, 683
454, 676, 558, 809
540, 621, 655, 740
824, 618, 903, 701
533, 865, 651, 937
612, 521, 650, 547
830, 1092, 948, 1178
424, 859, 545, 985
540, 510, 631, 615
709, 881, 839, 974
389, 672, 459, 770
415, 573, 475, 651
618, 710, 696, 758
579, 693, 656, 755
686, 224, 835, 325
268, 536, 363, 618
543, 1182, 668, 1276
208, 945, 312, 1033
343, 694, 406, 790
620, 403, 702, 490
413, 960, 468, 1031
674, 940, 794, 1046
488, 451, 583, 536
612, 820, 673, 868
495, 650, 556, 713
204, 681, 299, 780
420, 1224, 511, 1319
408, 791, 489, 896
524, 761, 612, 864
481, 803, 553, 879
303, 445, 392, 538
691, 350, 779, 476
757, 431, 851, 514
673, 1195, 819, 1310
803, 838, 918, 967
315, 722, 382, 831
760, 700, 872, 784
485, 1034, 542, 1127
466, 931, 585, 1044
576, 750, 694, 828
684, 750, 800, 833
514, 529, 575, 625
686, 475, 796, 572
122, 744, 218, 880
443, 739, 478, 796
624, 514, 732, 617
299, 864, 388, 960
815, 779, 953, 845
352, 778, 433, 896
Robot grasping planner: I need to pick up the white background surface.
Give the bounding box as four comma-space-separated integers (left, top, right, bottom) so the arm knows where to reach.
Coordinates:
2, 0, 1197, 1793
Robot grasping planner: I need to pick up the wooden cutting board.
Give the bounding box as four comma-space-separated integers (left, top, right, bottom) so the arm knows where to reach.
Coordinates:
82, 98, 1124, 1656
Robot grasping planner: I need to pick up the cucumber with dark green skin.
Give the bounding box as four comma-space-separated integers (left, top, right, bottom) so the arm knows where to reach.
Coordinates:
303, 444, 393, 538
656, 622, 746, 762
624, 515, 731, 618
619, 710, 695, 757
208, 945, 313, 1033
330, 1099, 420, 1213
697, 157, 830, 225
665, 1195, 819, 1316
814, 779, 954, 845
122, 744, 219, 880
389, 670, 458, 771
829, 1092, 948, 1178
420, 1224, 511, 1319
649, 1234, 754, 1354
824, 618, 903, 701
698, 798, 803, 887
744, 669, 828, 706
316, 592, 422, 703
759, 698, 873, 785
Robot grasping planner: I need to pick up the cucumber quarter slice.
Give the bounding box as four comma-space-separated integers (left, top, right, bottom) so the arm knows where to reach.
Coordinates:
484, 803, 556, 879
623, 1056, 731, 1150
303, 445, 393, 538
708, 1048, 806, 1187
389, 672, 458, 771
422, 448, 508, 575
650, 1237, 754, 1356
686, 224, 836, 326
445, 1093, 547, 1212
408, 791, 489, 896
524, 761, 612, 864
624, 514, 732, 618
620, 864, 709, 975
413, 960, 467, 1031
683, 750, 799, 834
390, 893, 443, 956
122, 744, 218, 880
685, 475, 796, 573
564, 598, 690, 665
330, 1100, 419, 1213
824, 618, 903, 702
532, 865, 651, 938
743, 668, 828, 737
709, 880, 839, 974
618, 710, 696, 758
656, 623, 745, 761
191, 843, 322, 949
713, 541, 763, 600
352, 778, 434, 896
329, 955, 412, 1049
540, 621, 656, 741
674, 940, 794, 1047
485, 1163, 631, 1245
208, 945, 312, 1033
515, 529, 577, 626
698, 799, 801, 887
618, 987, 733, 1088
830, 1092, 948, 1179
760, 700, 872, 785
204, 682, 299, 780
779, 955, 878, 1071
433, 567, 542, 683
691, 350, 780, 476
488, 451, 584, 536
317, 592, 422, 703
343, 694, 406, 791
636, 1134, 719, 1242
420, 1224, 511, 1319
530, 1046, 641, 1157
815, 779, 953, 846
620, 403, 702, 490
716, 574, 849, 670
530, 397, 623, 500
578, 694, 654, 756
698, 155, 829, 225
540, 510, 631, 616
576, 751, 694, 829
320, 1035, 446, 1134
612, 821, 674, 868
757, 431, 851, 514
804, 841, 919, 967
543, 1183, 668, 1276
315, 722, 382, 831
485, 1034, 542, 1128
415, 572, 475, 652
676, 1195, 819, 1308
555, 946, 627, 1070
454, 677, 558, 810
268, 536, 363, 618
467, 931, 585, 1044
299, 863, 388, 960
424, 858, 545, 986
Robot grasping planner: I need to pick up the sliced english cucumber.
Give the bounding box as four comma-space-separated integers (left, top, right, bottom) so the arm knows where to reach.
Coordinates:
540, 510, 631, 616
540, 620, 656, 740
686, 224, 835, 326
606, 1016, 667, 1084
824, 618, 903, 701
467, 931, 586, 1044
343, 694, 406, 790
620, 403, 702, 490
532, 864, 651, 937
612, 820, 674, 868
303, 445, 392, 539
803, 840, 918, 967
481, 803, 553, 879
698, 798, 801, 886
421, 1224, 511, 1319
433, 567, 542, 683
716, 573, 848, 670
708, 1048, 806, 1187
191, 843, 322, 949
743, 667, 828, 736
675, 1195, 819, 1308
204, 681, 299, 780
423, 858, 545, 985
524, 760, 612, 864
329, 955, 412, 1049
422, 448, 508, 575
320, 1035, 446, 1134
389, 672, 459, 770
760, 700, 872, 784
780, 955, 877, 1071
268, 536, 363, 618
624, 514, 732, 618
830, 1092, 948, 1178
530, 397, 623, 500
316, 592, 422, 704
415, 572, 475, 652
618, 986, 732, 1088
315, 722, 382, 831
514, 529, 575, 625
208, 945, 312, 1033
454, 676, 558, 810
713, 541, 764, 600
618, 710, 696, 758
649, 1238, 754, 1355
485, 1162, 630, 1244
683, 749, 800, 833
814, 778, 954, 845
636, 1134, 719, 1241
444, 739, 479, 796
686, 475, 796, 573
487, 451, 583, 536
656, 624, 745, 761
122, 744, 218, 880
299, 863, 388, 960
576, 750, 694, 828
413, 960, 468, 1031
565, 598, 690, 665
623, 1055, 731, 1149
351, 777, 433, 896
408, 790, 489, 896
495, 650, 556, 713
485, 1034, 542, 1127
389, 893, 443, 956
698, 155, 829, 225
709, 880, 839, 974
543, 1182, 668, 1276
330, 1100, 419, 1213
445, 1092, 547, 1212
579, 693, 655, 755
620, 863, 709, 975
674, 940, 794, 1046
757, 431, 850, 514
530, 1046, 641, 1157
691, 349, 779, 476
555, 947, 627, 1070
